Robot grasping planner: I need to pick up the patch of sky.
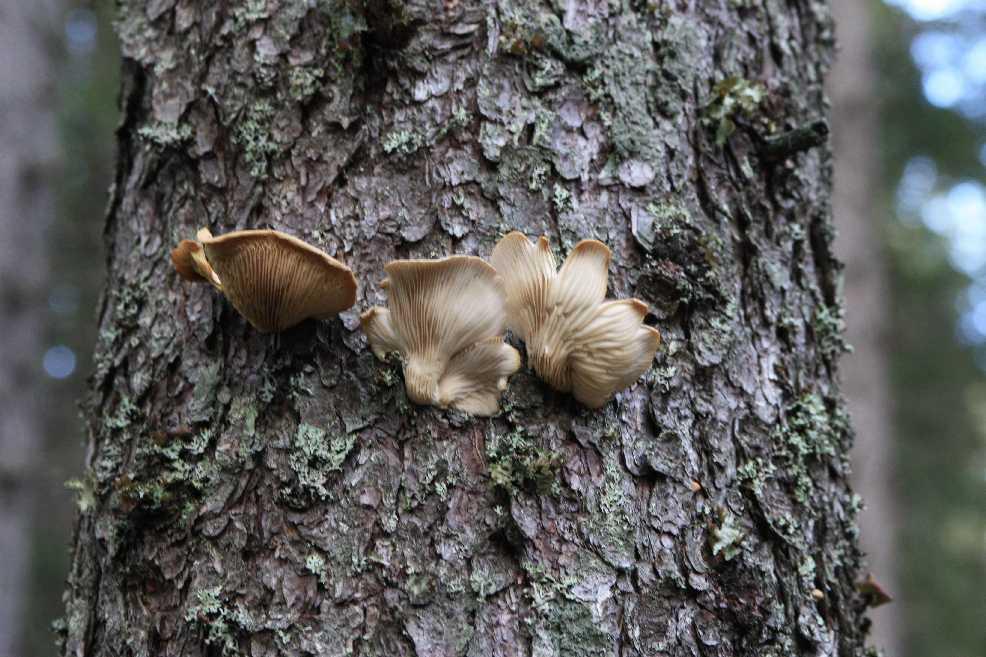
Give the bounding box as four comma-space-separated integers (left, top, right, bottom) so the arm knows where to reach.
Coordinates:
897, 157, 939, 218
920, 181, 986, 275
43, 345, 77, 380
889, 3, 986, 116
885, 0, 981, 22
887, 1, 986, 349
65, 8, 97, 56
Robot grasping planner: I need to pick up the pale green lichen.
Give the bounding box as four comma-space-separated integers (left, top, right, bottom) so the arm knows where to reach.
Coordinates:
703, 76, 766, 146
524, 561, 578, 612
592, 456, 633, 553
436, 105, 473, 142
289, 367, 316, 404
185, 586, 239, 656
116, 428, 219, 518
711, 511, 744, 561
581, 65, 608, 103
288, 423, 355, 500
798, 555, 817, 582
528, 585, 612, 657
528, 161, 549, 191
92, 440, 124, 485
526, 53, 565, 91
306, 553, 329, 587
469, 564, 498, 598
188, 361, 222, 423
531, 108, 554, 147
486, 429, 560, 495
382, 129, 422, 155
494, 0, 546, 55
233, 100, 277, 178
647, 199, 690, 223
288, 66, 324, 102
451, 104, 470, 126
814, 304, 852, 359
138, 120, 192, 147
431, 467, 458, 501
737, 456, 774, 496
552, 183, 574, 213
112, 281, 145, 329
227, 396, 262, 463
105, 396, 138, 430
232, 0, 269, 30
576, 14, 662, 162
64, 476, 96, 513
774, 394, 844, 504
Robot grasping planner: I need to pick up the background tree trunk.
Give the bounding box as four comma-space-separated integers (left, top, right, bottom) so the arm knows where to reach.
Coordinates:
62, 2, 869, 656
829, 0, 899, 653
0, 1, 59, 654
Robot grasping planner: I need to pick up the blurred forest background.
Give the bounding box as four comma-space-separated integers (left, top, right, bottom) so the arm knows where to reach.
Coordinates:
0, 1, 982, 656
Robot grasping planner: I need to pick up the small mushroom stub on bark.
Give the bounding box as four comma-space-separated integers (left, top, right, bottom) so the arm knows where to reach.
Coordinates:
361, 256, 521, 416
491, 231, 661, 408
171, 239, 221, 289
170, 228, 357, 333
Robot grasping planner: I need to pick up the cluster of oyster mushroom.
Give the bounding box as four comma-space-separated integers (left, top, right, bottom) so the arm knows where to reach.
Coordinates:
172, 228, 661, 416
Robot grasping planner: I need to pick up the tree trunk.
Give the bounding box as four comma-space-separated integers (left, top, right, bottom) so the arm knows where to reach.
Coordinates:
0, 1, 59, 654
829, 0, 899, 653
61, 2, 869, 656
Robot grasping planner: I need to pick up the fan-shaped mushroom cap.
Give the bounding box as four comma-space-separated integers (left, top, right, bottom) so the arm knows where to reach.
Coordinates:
361, 255, 521, 416
491, 231, 661, 408
170, 228, 358, 332
195, 229, 357, 332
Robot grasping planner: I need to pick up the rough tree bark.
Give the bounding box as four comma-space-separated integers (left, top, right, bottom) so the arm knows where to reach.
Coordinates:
61, 1, 869, 656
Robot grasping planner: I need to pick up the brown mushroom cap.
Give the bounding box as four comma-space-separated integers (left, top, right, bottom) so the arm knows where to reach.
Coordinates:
200, 229, 357, 332
171, 240, 203, 281
171, 239, 221, 288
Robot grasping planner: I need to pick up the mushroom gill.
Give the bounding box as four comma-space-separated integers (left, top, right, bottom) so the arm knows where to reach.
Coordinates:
171, 227, 357, 333
361, 256, 521, 416
490, 231, 661, 408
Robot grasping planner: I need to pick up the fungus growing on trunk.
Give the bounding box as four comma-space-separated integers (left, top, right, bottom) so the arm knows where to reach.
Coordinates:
490, 231, 661, 408
361, 256, 521, 416
171, 239, 221, 289
170, 228, 357, 332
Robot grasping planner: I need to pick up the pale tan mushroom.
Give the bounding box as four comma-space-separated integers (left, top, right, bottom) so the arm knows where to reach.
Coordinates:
490, 231, 661, 408
171, 227, 357, 333
361, 256, 521, 416
437, 337, 521, 416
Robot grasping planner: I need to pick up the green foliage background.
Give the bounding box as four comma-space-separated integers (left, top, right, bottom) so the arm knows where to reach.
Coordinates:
24, 1, 117, 655
874, 3, 985, 656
